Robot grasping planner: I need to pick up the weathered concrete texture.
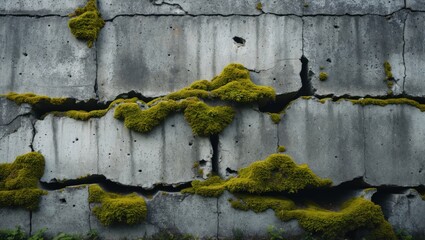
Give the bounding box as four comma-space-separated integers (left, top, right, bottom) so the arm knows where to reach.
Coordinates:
34, 109, 212, 188
157, 0, 261, 15
0, 208, 30, 234
404, 12, 425, 97
32, 185, 91, 237
380, 189, 425, 237
97, 15, 302, 100
0, 0, 86, 16
218, 192, 304, 239
0, 116, 33, 164
0, 17, 96, 99
304, 14, 405, 96
148, 192, 218, 238
0, 98, 31, 125
218, 107, 278, 177
407, 0, 425, 11
279, 98, 425, 186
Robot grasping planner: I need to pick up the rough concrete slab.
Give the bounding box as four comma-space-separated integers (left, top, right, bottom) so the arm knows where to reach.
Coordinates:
0, 0, 86, 16
0, 16, 96, 100
0, 116, 33, 164
218, 191, 304, 239
304, 14, 405, 96
34, 109, 212, 188
404, 12, 425, 97
148, 192, 218, 238
32, 185, 91, 237
380, 189, 425, 237
218, 107, 278, 177
0, 98, 31, 125
0, 208, 30, 234
363, 104, 425, 186
278, 99, 365, 185
407, 0, 425, 11
97, 15, 302, 100
157, 0, 261, 16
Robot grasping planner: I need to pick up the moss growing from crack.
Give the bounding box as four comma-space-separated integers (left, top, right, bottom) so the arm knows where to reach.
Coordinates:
88, 185, 147, 226
384, 61, 393, 80
269, 113, 281, 124
319, 72, 328, 81
68, 0, 105, 48
230, 195, 396, 240
277, 145, 286, 153
0, 152, 47, 210
4, 92, 67, 105
256, 2, 263, 11
350, 98, 425, 112
182, 154, 332, 196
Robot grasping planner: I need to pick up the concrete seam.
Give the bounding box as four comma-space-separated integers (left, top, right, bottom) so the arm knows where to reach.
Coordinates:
402, 11, 408, 93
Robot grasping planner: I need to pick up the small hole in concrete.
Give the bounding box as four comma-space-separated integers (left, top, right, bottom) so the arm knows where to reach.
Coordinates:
72, 204, 76, 207
189, 142, 193, 146
199, 160, 207, 166
138, 169, 142, 173
23, 53, 28, 56
233, 36, 246, 46
59, 198, 66, 203
326, 58, 332, 63
334, 25, 339, 29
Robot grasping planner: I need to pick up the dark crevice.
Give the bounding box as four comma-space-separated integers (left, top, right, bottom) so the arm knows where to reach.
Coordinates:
0, 112, 31, 126
225, 167, 238, 175
29, 119, 36, 152
210, 135, 219, 174
29, 99, 110, 119
402, 11, 408, 93
299, 55, 313, 96
115, 90, 158, 103
40, 174, 192, 196
313, 93, 425, 105
94, 37, 99, 99
29, 211, 32, 236
258, 92, 298, 113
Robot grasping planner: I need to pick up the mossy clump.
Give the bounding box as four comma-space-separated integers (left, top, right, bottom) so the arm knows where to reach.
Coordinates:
350, 98, 425, 112
230, 195, 396, 240
68, 0, 105, 48
269, 113, 281, 124
4, 92, 67, 105
384, 61, 393, 80
319, 72, 328, 81
0, 152, 47, 210
182, 154, 332, 196
88, 185, 147, 226
256, 2, 263, 11
184, 101, 235, 136
277, 145, 286, 153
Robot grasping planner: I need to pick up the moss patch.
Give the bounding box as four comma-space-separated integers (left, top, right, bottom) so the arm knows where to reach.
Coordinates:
4, 92, 67, 105
277, 145, 286, 153
269, 113, 281, 124
68, 0, 105, 48
350, 98, 425, 112
88, 185, 147, 226
0, 152, 47, 210
256, 2, 263, 11
319, 72, 328, 81
383, 61, 395, 95
182, 153, 332, 196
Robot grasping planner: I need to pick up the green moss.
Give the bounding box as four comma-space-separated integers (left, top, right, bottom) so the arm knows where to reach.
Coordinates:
88, 185, 147, 226
319, 72, 328, 81
256, 2, 263, 10
350, 98, 425, 112
384, 61, 393, 80
301, 96, 312, 100
0, 152, 47, 210
68, 0, 105, 48
229, 194, 295, 213
183, 154, 332, 196
319, 98, 332, 104
269, 113, 281, 124
4, 92, 67, 105
277, 145, 286, 153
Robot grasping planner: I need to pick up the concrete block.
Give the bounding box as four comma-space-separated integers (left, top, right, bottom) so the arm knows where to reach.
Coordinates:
407, 0, 425, 11
0, 0, 87, 16
0, 98, 31, 125
0, 116, 33, 164
34, 109, 212, 188
32, 185, 91, 237
218, 107, 278, 177
404, 12, 425, 97
0, 16, 96, 100
0, 208, 30, 234
97, 15, 302, 100
304, 14, 405, 96
297, 0, 403, 15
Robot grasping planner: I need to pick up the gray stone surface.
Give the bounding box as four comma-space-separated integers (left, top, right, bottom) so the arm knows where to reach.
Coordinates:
381, 189, 425, 237
404, 12, 425, 97
0, 16, 96, 100
0, 0, 86, 16
407, 0, 425, 11
148, 192, 218, 238
34, 109, 212, 188
97, 15, 302, 100
304, 14, 405, 96
0, 116, 33, 164
32, 185, 91, 237
218, 191, 304, 238
0, 98, 31, 125
0, 208, 30, 234
218, 107, 278, 177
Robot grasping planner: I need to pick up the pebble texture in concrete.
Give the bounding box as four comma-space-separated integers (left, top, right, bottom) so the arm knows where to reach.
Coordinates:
304, 14, 405, 96
34, 109, 212, 188
32, 185, 91, 237
97, 15, 302, 100
0, 17, 96, 99
0, 116, 33, 164
0, 0, 87, 16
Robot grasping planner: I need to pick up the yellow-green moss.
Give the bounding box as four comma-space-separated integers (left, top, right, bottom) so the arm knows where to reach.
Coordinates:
350, 98, 425, 112
319, 72, 328, 81
0, 152, 47, 210
182, 154, 332, 196
88, 185, 147, 226
384, 61, 393, 80
4, 92, 67, 105
301, 96, 312, 100
230, 195, 396, 240
68, 0, 105, 48
319, 98, 332, 104
277, 145, 286, 153
269, 113, 281, 124
256, 2, 263, 10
